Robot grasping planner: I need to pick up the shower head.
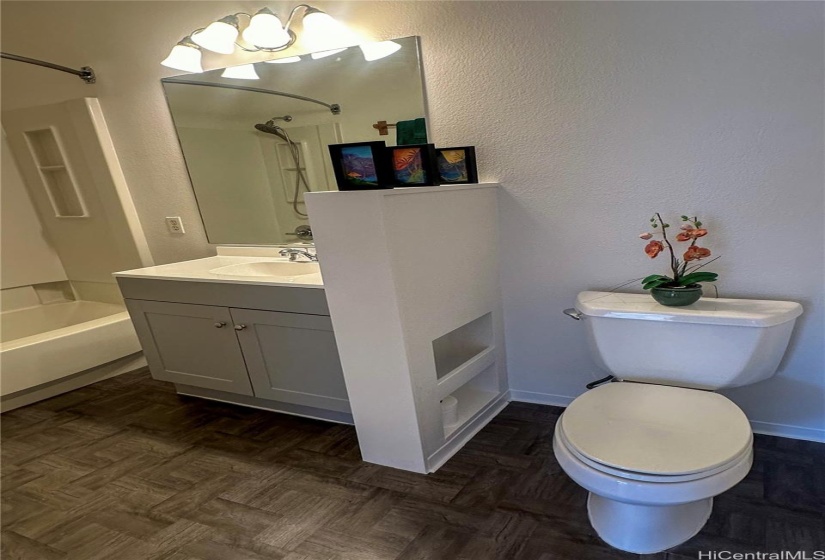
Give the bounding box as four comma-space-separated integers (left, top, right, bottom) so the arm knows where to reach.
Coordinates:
254, 121, 291, 142
255, 122, 280, 134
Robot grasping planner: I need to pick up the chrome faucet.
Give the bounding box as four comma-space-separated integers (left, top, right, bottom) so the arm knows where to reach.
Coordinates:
279, 248, 318, 262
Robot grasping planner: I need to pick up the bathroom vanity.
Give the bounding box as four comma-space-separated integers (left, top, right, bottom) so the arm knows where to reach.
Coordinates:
118, 184, 508, 474
115, 250, 352, 424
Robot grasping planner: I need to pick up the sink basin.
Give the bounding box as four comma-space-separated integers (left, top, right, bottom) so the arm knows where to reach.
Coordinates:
209, 261, 320, 278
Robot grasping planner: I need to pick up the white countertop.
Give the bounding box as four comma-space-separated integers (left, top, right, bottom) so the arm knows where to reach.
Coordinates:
114, 255, 324, 289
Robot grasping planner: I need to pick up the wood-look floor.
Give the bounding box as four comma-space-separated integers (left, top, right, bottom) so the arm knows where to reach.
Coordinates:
2, 370, 823, 559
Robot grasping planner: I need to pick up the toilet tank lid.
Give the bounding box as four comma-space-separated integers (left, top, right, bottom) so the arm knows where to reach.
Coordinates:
576, 291, 802, 328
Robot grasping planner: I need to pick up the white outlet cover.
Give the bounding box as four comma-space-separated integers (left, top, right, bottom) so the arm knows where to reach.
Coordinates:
166, 216, 185, 234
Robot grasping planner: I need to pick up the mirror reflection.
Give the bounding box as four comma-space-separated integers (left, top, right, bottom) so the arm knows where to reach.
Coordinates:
162, 36, 427, 245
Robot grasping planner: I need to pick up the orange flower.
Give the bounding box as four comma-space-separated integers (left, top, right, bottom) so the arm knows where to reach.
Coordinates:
676, 228, 708, 242
645, 240, 664, 258
684, 245, 711, 261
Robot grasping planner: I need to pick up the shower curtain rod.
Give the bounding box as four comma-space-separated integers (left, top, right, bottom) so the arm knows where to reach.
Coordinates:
0, 52, 96, 84
163, 78, 341, 115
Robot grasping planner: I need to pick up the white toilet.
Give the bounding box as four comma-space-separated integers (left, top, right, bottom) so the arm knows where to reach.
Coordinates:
554, 291, 803, 554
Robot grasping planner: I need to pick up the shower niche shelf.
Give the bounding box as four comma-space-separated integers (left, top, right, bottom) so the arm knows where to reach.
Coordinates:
24, 127, 87, 218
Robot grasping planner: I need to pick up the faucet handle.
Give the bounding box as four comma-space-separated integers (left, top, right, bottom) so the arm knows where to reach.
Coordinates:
278, 247, 317, 262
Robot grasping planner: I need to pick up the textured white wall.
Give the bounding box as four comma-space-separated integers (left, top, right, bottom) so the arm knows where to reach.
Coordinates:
1, 1, 822, 437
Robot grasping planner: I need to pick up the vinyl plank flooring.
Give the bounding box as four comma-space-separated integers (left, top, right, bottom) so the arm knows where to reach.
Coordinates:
3, 370, 824, 559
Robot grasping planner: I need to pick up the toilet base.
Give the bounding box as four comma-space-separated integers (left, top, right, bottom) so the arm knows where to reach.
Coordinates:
587, 493, 713, 554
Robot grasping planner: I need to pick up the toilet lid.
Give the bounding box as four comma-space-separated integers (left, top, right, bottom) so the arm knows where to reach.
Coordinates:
560, 383, 752, 476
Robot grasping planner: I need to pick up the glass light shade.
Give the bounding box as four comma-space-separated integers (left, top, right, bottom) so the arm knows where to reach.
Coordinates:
360, 41, 402, 61
161, 44, 203, 73
265, 56, 302, 64
221, 64, 260, 80
242, 9, 290, 49
302, 10, 355, 50
310, 48, 347, 60
192, 19, 238, 54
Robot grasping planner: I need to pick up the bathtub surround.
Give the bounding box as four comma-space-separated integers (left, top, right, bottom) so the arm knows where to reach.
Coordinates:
0, 133, 67, 291
0, 98, 150, 410
2, 98, 152, 282
1, 2, 821, 439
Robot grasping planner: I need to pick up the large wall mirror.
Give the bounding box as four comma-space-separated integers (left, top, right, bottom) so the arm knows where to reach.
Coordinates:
162, 36, 427, 245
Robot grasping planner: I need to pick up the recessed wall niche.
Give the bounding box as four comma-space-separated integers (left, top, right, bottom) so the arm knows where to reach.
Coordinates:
24, 128, 87, 218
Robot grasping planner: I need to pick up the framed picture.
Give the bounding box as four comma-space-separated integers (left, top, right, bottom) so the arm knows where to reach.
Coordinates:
435, 146, 478, 184
389, 144, 439, 187
328, 141, 394, 191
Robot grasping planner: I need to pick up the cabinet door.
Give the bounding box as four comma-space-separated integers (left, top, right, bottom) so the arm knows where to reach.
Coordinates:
230, 309, 350, 412
125, 300, 253, 395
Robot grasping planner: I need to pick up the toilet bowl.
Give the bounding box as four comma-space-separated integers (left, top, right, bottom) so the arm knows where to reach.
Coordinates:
552, 382, 753, 554
554, 291, 802, 554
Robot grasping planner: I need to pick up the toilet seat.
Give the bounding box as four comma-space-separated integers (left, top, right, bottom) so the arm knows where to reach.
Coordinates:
557, 421, 752, 483
559, 382, 752, 480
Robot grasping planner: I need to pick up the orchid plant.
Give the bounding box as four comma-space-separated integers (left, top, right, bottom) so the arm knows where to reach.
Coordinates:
640, 213, 719, 290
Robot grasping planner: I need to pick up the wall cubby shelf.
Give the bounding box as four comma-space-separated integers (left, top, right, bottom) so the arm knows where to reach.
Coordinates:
23, 127, 88, 218
307, 183, 508, 473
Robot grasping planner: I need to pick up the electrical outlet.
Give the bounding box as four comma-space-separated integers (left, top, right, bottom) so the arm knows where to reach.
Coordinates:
166, 216, 185, 234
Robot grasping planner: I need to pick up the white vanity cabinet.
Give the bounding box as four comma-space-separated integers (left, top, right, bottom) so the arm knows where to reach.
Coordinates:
117, 274, 352, 424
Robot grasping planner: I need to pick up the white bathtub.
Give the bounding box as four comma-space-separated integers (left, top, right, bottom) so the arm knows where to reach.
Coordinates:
0, 300, 144, 411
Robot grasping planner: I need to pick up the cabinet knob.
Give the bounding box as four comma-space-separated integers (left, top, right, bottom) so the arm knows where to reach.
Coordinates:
214, 321, 226, 328
234, 324, 247, 331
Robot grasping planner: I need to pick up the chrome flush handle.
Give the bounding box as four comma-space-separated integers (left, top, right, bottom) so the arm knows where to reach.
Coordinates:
563, 308, 583, 320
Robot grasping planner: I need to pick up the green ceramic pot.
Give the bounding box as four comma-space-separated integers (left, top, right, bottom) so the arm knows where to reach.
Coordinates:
650, 284, 703, 307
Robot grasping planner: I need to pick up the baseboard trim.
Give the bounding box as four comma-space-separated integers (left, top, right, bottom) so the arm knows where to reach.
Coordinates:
509, 389, 574, 408
509, 389, 825, 444
750, 420, 825, 443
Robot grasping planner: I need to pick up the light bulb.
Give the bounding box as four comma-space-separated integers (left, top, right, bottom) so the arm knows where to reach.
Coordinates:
161, 40, 203, 73
302, 9, 356, 50
265, 56, 302, 64
221, 64, 259, 80
311, 48, 347, 60
360, 41, 402, 61
192, 16, 239, 54
242, 8, 290, 49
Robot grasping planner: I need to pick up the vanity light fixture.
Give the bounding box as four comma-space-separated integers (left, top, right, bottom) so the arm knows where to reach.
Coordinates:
191, 15, 240, 55
161, 36, 204, 73
242, 8, 291, 49
161, 5, 353, 73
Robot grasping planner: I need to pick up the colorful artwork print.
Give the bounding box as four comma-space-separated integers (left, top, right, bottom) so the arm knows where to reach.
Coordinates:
437, 149, 468, 182
340, 146, 379, 186
392, 147, 426, 184
435, 146, 477, 184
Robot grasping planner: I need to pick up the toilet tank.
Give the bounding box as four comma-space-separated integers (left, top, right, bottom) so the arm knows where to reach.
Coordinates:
575, 291, 803, 390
